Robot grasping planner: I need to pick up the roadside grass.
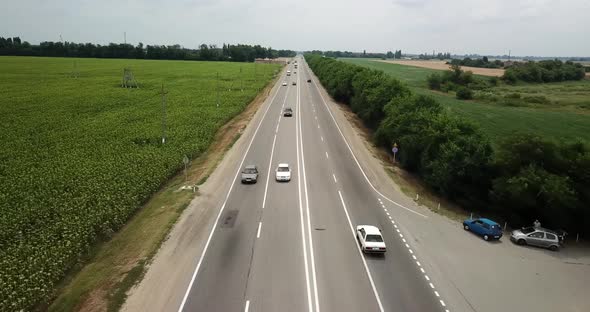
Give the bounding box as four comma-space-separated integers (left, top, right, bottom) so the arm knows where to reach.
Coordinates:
46, 65, 281, 312
340, 58, 590, 143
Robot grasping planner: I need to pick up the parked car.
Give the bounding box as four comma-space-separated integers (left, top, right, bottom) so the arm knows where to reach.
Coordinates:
283, 107, 293, 117
275, 163, 291, 182
463, 218, 503, 241
356, 225, 386, 253
241, 165, 258, 183
510, 227, 561, 251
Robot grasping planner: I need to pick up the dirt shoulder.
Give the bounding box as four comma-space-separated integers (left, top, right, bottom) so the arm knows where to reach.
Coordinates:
380, 59, 505, 77
47, 71, 282, 312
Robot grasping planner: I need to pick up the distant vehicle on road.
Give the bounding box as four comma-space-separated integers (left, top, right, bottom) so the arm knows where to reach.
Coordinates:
283, 107, 293, 117
241, 165, 259, 183
275, 163, 291, 182
511, 227, 561, 251
463, 218, 503, 241
292, 81, 296, 85
356, 225, 386, 253
282, 82, 287, 86
307, 79, 311, 83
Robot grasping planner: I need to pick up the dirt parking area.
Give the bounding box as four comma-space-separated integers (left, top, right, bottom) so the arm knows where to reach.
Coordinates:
380, 59, 505, 77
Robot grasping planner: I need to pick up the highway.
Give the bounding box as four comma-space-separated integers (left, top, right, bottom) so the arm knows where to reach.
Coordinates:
177, 56, 446, 312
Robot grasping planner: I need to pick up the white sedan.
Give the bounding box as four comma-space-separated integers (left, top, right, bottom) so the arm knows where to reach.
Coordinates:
275, 163, 291, 182
356, 225, 386, 253
282, 82, 287, 86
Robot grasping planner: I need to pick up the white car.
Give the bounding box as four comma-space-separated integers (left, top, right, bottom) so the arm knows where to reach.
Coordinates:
282, 82, 287, 86
275, 163, 291, 182
356, 225, 386, 253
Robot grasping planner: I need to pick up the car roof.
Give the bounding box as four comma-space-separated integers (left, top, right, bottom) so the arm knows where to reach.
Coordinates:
278, 163, 289, 168
244, 165, 257, 169
359, 225, 381, 235
479, 218, 500, 226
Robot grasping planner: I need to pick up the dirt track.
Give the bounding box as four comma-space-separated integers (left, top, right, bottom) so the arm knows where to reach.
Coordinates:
380, 60, 505, 77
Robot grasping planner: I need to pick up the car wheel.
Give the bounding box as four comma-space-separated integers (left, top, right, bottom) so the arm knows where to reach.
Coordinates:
483, 235, 489, 241
517, 239, 526, 245
463, 225, 469, 231
549, 245, 559, 251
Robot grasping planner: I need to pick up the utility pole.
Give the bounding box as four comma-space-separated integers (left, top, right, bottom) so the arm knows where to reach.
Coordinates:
240, 66, 243, 91
216, 72, 220, 108
160, 84, 168, 144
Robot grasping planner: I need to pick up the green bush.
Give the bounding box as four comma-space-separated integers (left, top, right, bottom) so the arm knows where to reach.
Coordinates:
427, 73, 442, 90
456, 87, 474, 100
503, 60, 586, 83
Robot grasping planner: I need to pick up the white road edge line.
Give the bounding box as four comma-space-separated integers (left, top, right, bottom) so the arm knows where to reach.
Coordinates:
298, 70, 320, 312
256, 222, 262, 239
309, 73, 427, 218
296, 67, 315, 312
177, 71, 285, 312
338, 190, 385, 312
244, 300, 250, 312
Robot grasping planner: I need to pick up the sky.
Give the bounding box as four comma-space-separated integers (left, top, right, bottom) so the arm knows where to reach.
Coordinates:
2, 0, 589, 56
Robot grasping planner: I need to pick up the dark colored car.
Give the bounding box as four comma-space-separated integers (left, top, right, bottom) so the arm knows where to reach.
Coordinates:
241, 165, 258, 183
283, 107, 293, 117
307, 79, 311, 83
463, 218, 503, 241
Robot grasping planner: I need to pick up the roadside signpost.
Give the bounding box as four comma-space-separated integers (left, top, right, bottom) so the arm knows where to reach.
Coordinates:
392, 143, 399, 162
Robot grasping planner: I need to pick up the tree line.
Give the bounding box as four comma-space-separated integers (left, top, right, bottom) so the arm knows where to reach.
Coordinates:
0, 36, 296, 61
305, 54, 590, 236
503, 59, 586, 83
449, 56, 504, 68
316, 50, 403, 59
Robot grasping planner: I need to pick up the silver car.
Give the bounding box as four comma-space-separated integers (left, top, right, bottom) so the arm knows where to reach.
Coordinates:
510, 227, 560, 251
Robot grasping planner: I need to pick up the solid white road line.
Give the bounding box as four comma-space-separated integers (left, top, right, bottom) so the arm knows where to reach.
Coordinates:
244, 300, 250, 312
309, 73, 427, 218
262, 134, 277, 209
296, 70, 314, 312
177, 71, 286, 312
256, 222, 262, 238
337, 190, 385, 312
298, 71, 320, 312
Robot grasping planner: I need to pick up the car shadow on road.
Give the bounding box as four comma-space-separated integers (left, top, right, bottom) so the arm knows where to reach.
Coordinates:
464, 229, 504, 244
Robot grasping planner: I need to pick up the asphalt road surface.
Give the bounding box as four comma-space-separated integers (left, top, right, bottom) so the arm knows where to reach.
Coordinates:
174, 57, 446, 312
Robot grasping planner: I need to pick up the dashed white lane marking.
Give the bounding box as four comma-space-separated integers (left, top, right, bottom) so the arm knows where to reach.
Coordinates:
244, 300, 250, 312
325, 152, 329, 159
256, 222, 262, 238
332, 174, 337, 183
321, 136, 324, 142
262, 134, 278, 209
379, 197, 450, 312
317, 124, 320, 129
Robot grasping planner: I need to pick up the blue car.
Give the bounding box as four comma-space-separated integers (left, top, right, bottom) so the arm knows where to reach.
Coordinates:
463, 218, 503, 241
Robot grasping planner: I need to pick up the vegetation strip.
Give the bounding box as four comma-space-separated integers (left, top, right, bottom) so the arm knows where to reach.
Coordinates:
305, 54, 589, 243
0, 56, 279, 311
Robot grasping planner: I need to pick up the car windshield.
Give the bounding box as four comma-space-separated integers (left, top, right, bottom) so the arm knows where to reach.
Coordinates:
244, 168, 257, 174
521, 227, 535, 234
277, 167, 289, 172
366, 234, 383, 242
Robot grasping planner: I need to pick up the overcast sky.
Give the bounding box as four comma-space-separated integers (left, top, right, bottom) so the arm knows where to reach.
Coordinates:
2, 0, 589, 56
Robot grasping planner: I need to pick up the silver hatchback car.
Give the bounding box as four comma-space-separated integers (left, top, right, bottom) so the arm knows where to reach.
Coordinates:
510, 227, 560, 251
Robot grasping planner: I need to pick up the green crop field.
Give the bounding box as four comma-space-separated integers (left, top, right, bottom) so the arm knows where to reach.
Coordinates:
0, 56, 279, 310
340, 58, 590, 143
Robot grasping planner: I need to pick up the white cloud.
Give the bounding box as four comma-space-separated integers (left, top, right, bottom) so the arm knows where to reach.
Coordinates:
0, 0, 588, 56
